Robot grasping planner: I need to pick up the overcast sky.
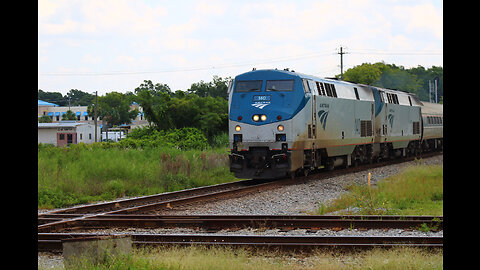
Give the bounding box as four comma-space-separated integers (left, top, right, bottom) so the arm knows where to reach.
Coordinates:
38, 0, 443, 96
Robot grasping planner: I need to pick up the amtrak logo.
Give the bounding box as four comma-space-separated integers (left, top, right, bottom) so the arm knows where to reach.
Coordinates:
318, 110, 329, 130
251, 102, 270, 109
388, 113, 394, 127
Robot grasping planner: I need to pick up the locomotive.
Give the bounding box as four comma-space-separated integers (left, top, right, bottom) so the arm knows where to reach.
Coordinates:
228, 68, 443, 179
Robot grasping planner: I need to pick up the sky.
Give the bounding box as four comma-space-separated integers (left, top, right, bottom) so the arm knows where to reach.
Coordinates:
38, 0, 443, 96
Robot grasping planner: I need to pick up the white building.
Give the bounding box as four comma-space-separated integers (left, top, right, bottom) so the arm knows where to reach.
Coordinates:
38, 122, 101, 147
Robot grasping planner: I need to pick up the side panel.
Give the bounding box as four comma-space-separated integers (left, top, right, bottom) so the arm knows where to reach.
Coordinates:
388, 104, 422, 149
315, 97, 374, 157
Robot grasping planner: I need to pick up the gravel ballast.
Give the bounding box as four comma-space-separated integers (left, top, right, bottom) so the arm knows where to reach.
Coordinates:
151, 155, 443, 216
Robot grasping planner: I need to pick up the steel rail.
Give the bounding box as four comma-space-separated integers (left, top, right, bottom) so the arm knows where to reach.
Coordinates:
37, 179, 286, 232
38, 178, 261, 216
38, 233, 443, 253
39, 214, 442, 232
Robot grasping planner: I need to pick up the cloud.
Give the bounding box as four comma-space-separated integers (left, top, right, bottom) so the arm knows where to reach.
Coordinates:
38, 0, 58, 20
195, 1, 226, 16
82, 53, 102, 64
393, 3, 442, 39
39, 0, 168, 36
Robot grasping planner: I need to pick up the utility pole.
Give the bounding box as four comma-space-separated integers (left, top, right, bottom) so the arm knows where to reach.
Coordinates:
338, 46, 348, 80
429, 80, 432, 103
94, 91, 98, 142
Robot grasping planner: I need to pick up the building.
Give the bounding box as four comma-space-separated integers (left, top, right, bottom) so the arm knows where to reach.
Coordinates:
38, 99, 58, 116
38, 122, 101, 147
37, 100, 149, 135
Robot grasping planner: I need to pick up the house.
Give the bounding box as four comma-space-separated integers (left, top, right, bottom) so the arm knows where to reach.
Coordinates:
38, 122, 101, 147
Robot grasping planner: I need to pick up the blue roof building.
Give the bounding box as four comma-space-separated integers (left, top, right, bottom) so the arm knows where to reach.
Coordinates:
38, 100, 59, 107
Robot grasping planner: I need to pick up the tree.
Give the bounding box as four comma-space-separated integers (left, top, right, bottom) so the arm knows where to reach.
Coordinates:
38, 90, 65, 106
66, 89, 95, 106
135, 80, 172, 97
187, 75, 231, 100
38, 115, 52, 123
342, 63, 385, 85
375, 66, 422, 95
341, 62, 443, 102
134, 81, 172, 130
63, 110, 77, 121
133, 79, 229, 139
89, 92, 139, 128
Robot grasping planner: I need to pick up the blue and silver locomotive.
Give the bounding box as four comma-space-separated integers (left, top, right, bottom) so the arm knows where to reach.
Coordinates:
228, 69, 443, 179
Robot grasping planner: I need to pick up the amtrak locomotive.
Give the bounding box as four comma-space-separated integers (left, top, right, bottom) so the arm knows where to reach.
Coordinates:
228, 69, 443, 179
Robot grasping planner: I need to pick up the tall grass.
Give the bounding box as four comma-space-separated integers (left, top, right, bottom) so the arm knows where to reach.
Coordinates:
56, 245, 443, 270
316, 164, 443, 216
38, 143, 236, 209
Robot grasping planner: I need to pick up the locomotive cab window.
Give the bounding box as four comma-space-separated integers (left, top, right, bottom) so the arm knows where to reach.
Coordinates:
307, 80, 318, 95
302, 79, 311, 93
235, 80, 263, 92
354, 87, 359, 100
266, 80, 294, 91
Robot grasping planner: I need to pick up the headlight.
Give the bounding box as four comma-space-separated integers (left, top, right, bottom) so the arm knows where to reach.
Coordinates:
235, 125, 241, 132
277, 125, 284, 131
260, 114, 267, 121
252, 115, 259, 121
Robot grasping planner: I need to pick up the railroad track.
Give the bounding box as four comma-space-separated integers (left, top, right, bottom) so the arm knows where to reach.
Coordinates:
38, 151, 442, 233
39, 214, 442, 232
38, 233, 443, 253
38, 152, 442, 253
38, 178, 284, 232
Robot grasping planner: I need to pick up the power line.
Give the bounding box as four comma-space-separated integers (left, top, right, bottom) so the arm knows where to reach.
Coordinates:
38, 48, 442, 77
349, 49, 442, 55
39, 51, 335, 77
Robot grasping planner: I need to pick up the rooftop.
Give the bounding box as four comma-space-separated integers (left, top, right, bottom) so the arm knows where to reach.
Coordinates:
38, 100, 59, 107
38, 122, 88, 128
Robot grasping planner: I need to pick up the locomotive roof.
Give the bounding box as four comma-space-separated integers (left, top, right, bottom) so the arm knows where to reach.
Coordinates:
238, 69, 417, 95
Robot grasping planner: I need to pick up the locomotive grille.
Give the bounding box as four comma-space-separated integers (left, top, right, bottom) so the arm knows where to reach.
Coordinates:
413, 122, 420, 134
360, 120, 373, 137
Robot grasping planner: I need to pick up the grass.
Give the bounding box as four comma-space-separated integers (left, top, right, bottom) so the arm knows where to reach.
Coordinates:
38, 143, 237, 209
315, 164, 443, 216
47, 245, 443, 270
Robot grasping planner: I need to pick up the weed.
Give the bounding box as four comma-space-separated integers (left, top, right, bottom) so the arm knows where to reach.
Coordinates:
38, 145, 237, 209
316, 165, 443, 216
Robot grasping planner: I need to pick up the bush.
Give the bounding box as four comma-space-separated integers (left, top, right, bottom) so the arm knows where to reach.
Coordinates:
124, 127, 208, 150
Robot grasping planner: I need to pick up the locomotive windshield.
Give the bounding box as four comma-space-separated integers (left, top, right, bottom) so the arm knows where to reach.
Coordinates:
266, 80, 294, 91
235, 80, 262, 92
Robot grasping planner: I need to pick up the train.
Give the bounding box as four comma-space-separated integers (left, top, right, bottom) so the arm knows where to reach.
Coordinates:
228, 68, 443, 179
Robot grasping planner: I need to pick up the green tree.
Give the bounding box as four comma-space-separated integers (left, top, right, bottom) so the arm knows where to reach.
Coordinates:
375, 65, 422, 95
134, 81, 172, 130
38, 90, 65, 106
133, 79, 229, 139
342, 63, 385, 85
342, 62, 443, 102
90, 92, 139, 128
66, 89, 95, 106
188, 75, 231, 99
38, 115, 52, 123
63, 110, 77, 121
